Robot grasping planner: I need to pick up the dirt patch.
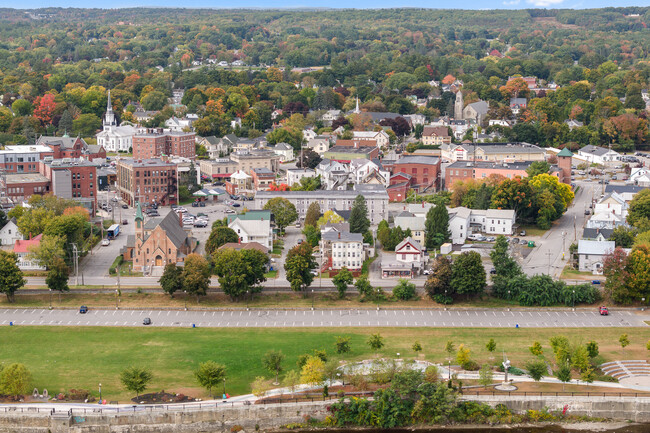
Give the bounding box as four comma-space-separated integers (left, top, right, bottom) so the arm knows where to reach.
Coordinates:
131, 391, 197, 404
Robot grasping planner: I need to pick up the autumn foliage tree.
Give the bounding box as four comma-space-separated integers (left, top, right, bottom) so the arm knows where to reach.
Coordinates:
33, 93, 57, 125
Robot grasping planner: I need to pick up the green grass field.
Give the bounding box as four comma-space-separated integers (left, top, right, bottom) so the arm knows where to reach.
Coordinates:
1, 326, 649, 403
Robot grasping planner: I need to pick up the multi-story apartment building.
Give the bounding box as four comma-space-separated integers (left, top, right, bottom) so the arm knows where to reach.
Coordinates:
39, 158, 98, 212
230, 149, 280, 173
132, 129, 196, 160
0, 145, 53, 174
322, 231, 365, 271
391, 155, 441, 192
255, 185, 389, 224
36, 136, 106, 161
116, 158, 178, 206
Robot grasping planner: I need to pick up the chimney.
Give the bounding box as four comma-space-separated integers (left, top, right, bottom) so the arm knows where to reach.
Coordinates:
178, 210, 182, 227
338, 232, 341, 239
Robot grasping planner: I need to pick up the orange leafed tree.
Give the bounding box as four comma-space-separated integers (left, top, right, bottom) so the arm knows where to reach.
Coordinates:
33, 93, 57, 125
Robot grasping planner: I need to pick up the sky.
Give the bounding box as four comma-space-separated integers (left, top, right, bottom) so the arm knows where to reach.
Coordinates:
10, 0, 650, 10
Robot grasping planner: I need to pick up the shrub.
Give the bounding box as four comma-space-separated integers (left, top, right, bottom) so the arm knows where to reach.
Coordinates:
392, 279, 416, 301
461, 360, 480, 371
231, 426, 243, 433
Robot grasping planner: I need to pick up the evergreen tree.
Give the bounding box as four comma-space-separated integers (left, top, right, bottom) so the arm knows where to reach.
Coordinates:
424, 204, 450, 250
304, 202, 320, 228
349, 195, 370, 234
58, 110, 73, 135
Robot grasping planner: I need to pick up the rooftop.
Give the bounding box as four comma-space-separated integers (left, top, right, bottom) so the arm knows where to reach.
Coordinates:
325, 145, 377, 155
395, 155, 440, 165
322, 231, 363, 243
577, 239, 615, 255
0, 145, 52, 154
447, 160, 533, 170
5, 173, 50, 184
118, 158, 178, 168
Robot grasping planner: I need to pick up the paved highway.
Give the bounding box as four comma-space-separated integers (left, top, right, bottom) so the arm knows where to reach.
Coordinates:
1, 308, 647, 328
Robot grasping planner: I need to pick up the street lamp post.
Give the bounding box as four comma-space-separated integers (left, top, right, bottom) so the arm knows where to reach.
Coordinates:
311, 289, 314, 310
642, 297, 646, 312
184, 290, 188, 311
572, 290, 576, 310
222, 378, 226, 398
246, 290, 250, 311
49, 289, 52, 310
99, 383, 102, 403
115, 289, 119, 310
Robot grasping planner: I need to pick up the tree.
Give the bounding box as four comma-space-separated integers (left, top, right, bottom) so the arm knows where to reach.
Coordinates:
456, 344, 471, 367
283, 370, 301, 394
424, 256, 453, 304
478, 364, 493, 389
182, 254, 211, 301
485, 339, 496, 356
525, 161, 550, 178
619, 334, 630, 353
0, 251, 25, 303
28, 234, 65, 270
445, 340, 455, 359
284, 242, 316, 293
296, 149, 322, 169
412, 341, 423, 355
556, 362, 572, 390
251, 376, 273, 397
72, 113, 102, 137
205, 227, 239, 256
120, 366, 152, 398
529, 341, 543, 357
194, 361, 226, 397
450, 251, 486, 296
11, 99, 32, 117
303, 225, 320, 247
304, 202, 320, 228
33, 94, 57, 126
0, 363, 31, 396
159, 263, 183, 297
300, 356, 325, 386
333, 267, 353, 299
141, 90, 168, 111
58, 110, 73, 135
355, 276, 375, 300
317, 210, 344, 228
628, 189, 650, 227
45, 257, 69, 294
335, 336, 351, 355
586, 341, 599, 358
425, 204, 450, 250
610, 226, 636, 248
349, 195, 370, 234
263, 197, 298, 233
262, 350, 285, 384
367, 333, 384, 353
392, 278, 416, 301
525, 359, 547, 382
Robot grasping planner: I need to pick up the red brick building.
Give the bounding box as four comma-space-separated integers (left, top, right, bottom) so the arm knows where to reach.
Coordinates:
133, 129, 196, 160
39, 158, 98, 211
36, 136, 105, 161
4, 173, 51, 203
390, 155, 441, 192
557, 148, 573, 185
250, 167, 275, 190
116, 158, 178, 206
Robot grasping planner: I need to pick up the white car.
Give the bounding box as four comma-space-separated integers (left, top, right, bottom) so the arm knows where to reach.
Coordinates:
101, 239, 110, 246
225, 209, 236, 214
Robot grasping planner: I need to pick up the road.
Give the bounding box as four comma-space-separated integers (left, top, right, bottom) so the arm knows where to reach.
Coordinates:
1, 308, 647, 328
521, 180, 596, 278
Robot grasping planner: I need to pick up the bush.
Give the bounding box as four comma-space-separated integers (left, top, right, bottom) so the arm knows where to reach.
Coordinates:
392, 279, 416, 301
461, 360, 480, 371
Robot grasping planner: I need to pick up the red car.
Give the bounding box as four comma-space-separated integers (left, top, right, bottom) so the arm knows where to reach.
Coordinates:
599, 306, 609, 316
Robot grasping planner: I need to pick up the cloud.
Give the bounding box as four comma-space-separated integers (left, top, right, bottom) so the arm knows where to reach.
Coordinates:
527, 0, 564, 6
503, 0, 520, 5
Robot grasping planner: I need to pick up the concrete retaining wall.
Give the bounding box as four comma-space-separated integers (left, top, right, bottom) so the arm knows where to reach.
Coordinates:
2, 396, 650, 432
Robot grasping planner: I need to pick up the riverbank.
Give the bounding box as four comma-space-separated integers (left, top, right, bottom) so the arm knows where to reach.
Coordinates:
279, 424, 649, 433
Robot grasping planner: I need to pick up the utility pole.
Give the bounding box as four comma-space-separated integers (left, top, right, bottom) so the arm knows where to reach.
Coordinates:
546, 251, 553, 277
72, 244, 79, 286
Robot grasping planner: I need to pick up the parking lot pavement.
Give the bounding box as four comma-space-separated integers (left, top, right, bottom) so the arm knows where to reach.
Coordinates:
1, 308, 646, 328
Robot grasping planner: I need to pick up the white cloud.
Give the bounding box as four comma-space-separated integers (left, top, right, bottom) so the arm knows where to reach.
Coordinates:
527, 0, 564, 6
503, 0, 520, 5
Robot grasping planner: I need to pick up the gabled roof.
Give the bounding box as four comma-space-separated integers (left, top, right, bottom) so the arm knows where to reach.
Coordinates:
229, 218, 271, 237
579, 145, 616, 157
322, 231, 363, 243
465, 101, 489, 115
486, 209, 516, 219
578, 240, 615, 255
582, 228, 614, 240
274, 142, 293, 151
13, 234, 43, 253
227, 210, 271, 224
145, 212, 189, 249
395, 236, 423, 252
557, 148, 573, 157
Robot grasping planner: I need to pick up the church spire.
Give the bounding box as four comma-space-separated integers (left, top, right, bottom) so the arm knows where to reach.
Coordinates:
354, 96, 360, 114
103, 89, 116, 128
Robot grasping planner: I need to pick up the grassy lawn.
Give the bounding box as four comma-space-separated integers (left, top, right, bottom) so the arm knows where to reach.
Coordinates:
517, 224, 549, 237
1, 326, 648, 403
560, 265, 595, 280
264, 270, 278, 279
272, 239, 284, 255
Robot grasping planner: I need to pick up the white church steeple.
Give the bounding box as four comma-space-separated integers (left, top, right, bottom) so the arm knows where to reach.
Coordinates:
103, 90, 116, 128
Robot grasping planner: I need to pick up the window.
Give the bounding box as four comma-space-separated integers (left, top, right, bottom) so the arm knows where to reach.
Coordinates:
402, 254, 406, 260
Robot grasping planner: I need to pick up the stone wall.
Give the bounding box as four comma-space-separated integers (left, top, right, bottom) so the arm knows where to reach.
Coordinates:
2, 395, 650, 433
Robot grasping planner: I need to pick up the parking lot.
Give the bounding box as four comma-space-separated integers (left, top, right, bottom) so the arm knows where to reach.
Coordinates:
1, 308, 646, 328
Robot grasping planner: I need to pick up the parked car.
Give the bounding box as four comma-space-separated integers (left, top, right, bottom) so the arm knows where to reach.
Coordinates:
490, 267, 497, 275
519, 230, 526, 236
111, 197, 118, 202
192, 201, 199, 207
121, 204, 128, 209
143, 317, 152, 325
122, 219, 128, 225
520, 239, 528, 245
79, 305, 88, 314
422, 269, 431, 275
193, 220, 208, 228
599, 306, 609, 316
101, 239, 110, 246
486, 236, 496, 242
310, 269, 319, 276
585, 209, 591, 215
512, 238, 520, 244
199, 201, 206, 207
592, 280, 601, 285
233, 203, 240, 207
225, 209, 236, 214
